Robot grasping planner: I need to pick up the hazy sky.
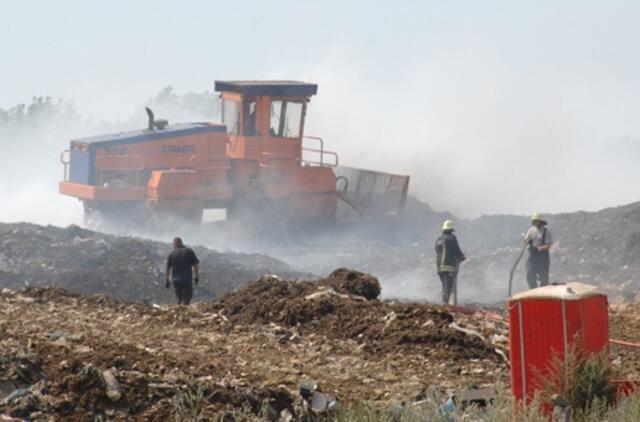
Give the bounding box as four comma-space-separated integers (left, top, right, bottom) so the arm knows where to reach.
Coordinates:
4, 1, 639, 118
3, 1, 640, 219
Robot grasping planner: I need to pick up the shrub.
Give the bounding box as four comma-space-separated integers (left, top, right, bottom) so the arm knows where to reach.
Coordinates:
540, 345, 617, 419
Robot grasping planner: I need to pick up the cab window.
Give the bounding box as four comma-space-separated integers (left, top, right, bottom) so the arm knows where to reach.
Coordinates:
222, 99, 240, 135
243, 100, 258, 136
269, 100, 303, 138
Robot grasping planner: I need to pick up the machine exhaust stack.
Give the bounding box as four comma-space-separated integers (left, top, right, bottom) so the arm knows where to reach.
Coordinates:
145, 107, 155, 130
145, 107, 168, 130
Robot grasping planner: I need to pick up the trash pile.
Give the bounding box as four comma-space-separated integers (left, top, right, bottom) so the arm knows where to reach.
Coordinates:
204, 269, 508, 361
454, 200, 640, 300
263, 198, 640, 303
0, 270, 512, 420
609, 301, 640, 379
0, 223, 305, 304
548, 202, 640, 299
8, 197, 639, 307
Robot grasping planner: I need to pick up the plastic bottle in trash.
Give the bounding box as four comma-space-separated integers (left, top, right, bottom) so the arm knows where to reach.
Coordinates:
441, 397, 455, 420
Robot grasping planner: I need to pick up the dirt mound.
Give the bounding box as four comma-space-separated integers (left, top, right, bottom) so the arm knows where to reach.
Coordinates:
0, 223, 306, 304
205, 273, 496, 358
202, 269, 380, 325
322, 268, 381, 300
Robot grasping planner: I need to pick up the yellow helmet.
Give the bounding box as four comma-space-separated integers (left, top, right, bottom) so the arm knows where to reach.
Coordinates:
442, 220, 454, 231
531, 212, 547, 224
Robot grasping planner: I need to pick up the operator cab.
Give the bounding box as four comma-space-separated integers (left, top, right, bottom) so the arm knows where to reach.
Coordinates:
214, 80, 317, 161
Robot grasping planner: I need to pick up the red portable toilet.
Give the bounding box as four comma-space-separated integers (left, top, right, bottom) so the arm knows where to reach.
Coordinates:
509, 282, 609, 402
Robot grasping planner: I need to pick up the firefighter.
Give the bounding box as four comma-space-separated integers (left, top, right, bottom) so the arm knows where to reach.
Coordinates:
165, 237, 200, 305
435, 220, 466, 304
524, 212, 554, 289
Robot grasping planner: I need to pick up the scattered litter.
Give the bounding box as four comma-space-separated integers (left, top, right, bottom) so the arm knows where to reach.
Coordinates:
456, 387, 496, 409
101, 369, 122, 402
310, 391, 340, 413
304, 288, 357, 301
491, 334, 508, 344
0, 415, 25, 422
298, 379, 318, 400
494, 348, 509, 363
449, 322, 487, 343
2, 389, 29, 404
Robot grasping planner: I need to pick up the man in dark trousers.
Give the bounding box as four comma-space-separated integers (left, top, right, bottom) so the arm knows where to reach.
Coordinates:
524, 212, 554, 289
435, 220, 466, 304
165, 237, 200, 305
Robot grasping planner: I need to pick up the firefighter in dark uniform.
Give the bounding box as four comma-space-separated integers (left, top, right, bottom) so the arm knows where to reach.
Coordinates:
435, 220, 466, 304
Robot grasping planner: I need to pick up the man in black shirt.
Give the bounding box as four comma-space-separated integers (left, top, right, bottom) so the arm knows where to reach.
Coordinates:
165, 237, 200, 305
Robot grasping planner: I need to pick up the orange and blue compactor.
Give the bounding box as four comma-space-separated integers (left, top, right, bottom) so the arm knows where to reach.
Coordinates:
59, 81, 409, 227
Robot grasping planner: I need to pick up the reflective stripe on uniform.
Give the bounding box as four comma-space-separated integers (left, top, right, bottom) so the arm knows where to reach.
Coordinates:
439, 243, 455, 273
439, 265, 456, 273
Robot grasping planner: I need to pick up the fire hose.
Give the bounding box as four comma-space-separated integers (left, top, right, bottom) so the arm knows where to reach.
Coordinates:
508, 244, 527, 297
610, 338, 640, 348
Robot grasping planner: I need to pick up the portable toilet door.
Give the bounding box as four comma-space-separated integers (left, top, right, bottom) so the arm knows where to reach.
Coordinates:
508, 282, 609, 402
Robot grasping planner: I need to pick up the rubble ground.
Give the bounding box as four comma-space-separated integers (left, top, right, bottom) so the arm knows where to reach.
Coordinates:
609, 301, 640, 380
0, 270, 511, 420
0, 223, 306, 304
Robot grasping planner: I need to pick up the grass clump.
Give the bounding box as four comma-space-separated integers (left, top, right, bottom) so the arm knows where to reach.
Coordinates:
540, 346, 617, 420
172, 381, 208, 422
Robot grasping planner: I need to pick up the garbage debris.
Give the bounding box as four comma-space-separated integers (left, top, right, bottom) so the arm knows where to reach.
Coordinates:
322, 268, 381, 300
0, 415, 24, 422
2, 389, 29, 405
101, 369, 122, 402
298, 379, 318, 401
456, 387, 496, 409
609, 301, 640, 381
440, 396, 455, 419
309, 391, 340, 413
263, 197, 640, 304
0, 223, 305, 303
0, 274, 516, 419
298, 380, 339, 414
449, 322, 487, 343
2, 272, 640, 418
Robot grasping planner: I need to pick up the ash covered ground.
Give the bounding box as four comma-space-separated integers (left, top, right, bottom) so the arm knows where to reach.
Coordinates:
0, 223, 306, 304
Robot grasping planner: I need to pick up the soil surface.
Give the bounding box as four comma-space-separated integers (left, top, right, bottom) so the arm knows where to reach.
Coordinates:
0, 271, 510, 420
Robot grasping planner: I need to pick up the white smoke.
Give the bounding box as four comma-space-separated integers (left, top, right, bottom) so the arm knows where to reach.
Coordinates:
298, 49, 640, 218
